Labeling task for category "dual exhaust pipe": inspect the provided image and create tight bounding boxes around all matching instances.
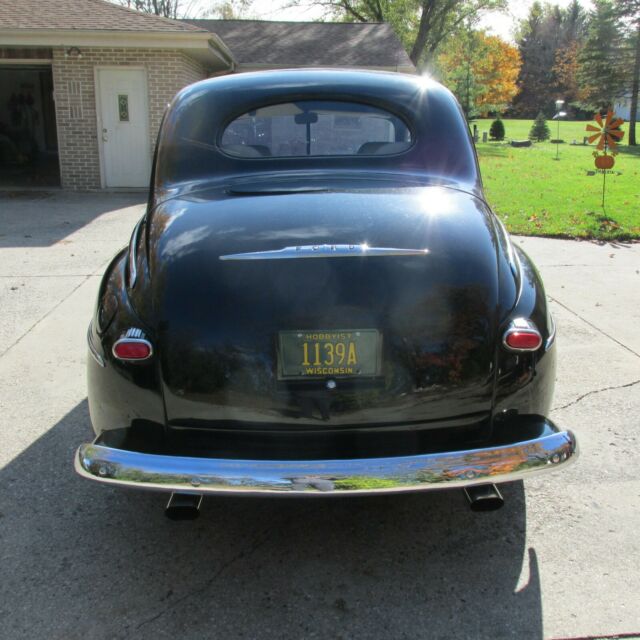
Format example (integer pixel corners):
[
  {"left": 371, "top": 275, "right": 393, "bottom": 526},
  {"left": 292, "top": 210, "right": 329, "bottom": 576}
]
[
  {"left": 464, "top": 483, "right": 504, "bottom": 512},
  {"left": 164, "top": 484, "right": 504, "bottom": 519},
  {"left": 165, "top": 493, "right": 203, "bottom": 520}
]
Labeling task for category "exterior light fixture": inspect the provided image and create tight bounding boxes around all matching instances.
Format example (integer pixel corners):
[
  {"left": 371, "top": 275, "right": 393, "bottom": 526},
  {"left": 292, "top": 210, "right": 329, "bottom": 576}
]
[{"left": 65, "top": 46, "right": 83, "bottom": 59}]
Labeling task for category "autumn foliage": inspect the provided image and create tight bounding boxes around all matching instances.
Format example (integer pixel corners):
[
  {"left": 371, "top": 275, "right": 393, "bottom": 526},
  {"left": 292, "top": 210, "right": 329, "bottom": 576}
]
[
  {"left": 438, "top": 31, "right": 521, "bottom": 117},
  {"left": 474, "top": 34, "right": 522, "bottom": 112},
  {"left": 553, "top": 41, "right": 589, "bottom": 104}
]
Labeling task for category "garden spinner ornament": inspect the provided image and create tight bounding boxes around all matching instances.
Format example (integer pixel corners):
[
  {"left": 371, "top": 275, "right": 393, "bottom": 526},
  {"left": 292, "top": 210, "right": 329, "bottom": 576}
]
[{"left": 586, "top": 110, "right": 624, "bottom": 207}]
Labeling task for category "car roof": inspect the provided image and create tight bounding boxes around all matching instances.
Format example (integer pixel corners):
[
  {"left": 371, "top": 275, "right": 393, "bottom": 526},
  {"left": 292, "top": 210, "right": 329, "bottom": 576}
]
[
  {"left": 178, "top": 68, "right": 449, "bottom": 110},
  {"left": 154, "top": 69, "right": 481, "bottom": 196}
]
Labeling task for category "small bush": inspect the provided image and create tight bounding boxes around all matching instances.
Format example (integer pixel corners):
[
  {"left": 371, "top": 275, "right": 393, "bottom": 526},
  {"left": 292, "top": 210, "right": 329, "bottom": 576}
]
[
  {"left": 529, "top": 112, "right": 550, "bottom": 142},
  {"left": 489, "top": 117, "right": 505, "bottom": 141}
]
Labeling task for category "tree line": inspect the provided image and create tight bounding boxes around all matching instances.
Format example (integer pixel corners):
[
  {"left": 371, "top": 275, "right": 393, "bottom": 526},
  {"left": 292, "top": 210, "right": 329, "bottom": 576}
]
[
  {"left": 511, "top": 0, "right": 638, "bottom": 146},
  {"left": 113, "top": 0, "right": 640, "bottom": 144},
  {"left": 312, "top": 0, "right": 639, "bottom": 144}
]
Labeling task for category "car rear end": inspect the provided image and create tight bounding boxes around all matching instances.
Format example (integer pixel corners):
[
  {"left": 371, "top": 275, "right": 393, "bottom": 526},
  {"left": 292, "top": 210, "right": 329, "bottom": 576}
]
[{"left": 76, "top": 70, "right": 577, "bottom": 510}]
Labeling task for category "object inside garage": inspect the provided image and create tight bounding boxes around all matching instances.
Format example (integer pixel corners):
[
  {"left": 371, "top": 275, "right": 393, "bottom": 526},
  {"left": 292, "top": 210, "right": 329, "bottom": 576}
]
[{"left": 0, "top": 65, "right": 60, "bottom": 188}]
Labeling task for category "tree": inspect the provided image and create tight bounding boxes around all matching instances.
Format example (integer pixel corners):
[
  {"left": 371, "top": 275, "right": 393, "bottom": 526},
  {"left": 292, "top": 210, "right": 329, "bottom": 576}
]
[
  {"left": 437, "top": 24, "right": 484, "bottom": 118},
  {"left": 512, "top": 1, "right": 587, "bottom": 117},
  {"left": 473, "top": 34, "right": 521, "bottom": 114},
  {"left": 552, "top": 41, "right": 586, "bottom": 105},
  {"left": 489, "top": 116, "right": 505, "bottom": 140},
  {"left": 209, "top": 0, "right": 254, "bottom": 18},
  {"left": 529, "top": 112, "right": 551, "bottom": 141},
  {"left": 438, "top": 30, "right": 521, "bottom": 117},
  {"left": 115, "top": 0, "right": 183, "bottom": 18},
  {"left": 296, "top": 0, "right": 506, "bottom": 67},
  {"left": 110, "top": 0, "right": 253, "bottom": 18},
  {"left": 617, "top": 0, "right": 640, "bottom": 144},
  {"left": 577, "top": 0, "right": 627, "bottom": 109}
]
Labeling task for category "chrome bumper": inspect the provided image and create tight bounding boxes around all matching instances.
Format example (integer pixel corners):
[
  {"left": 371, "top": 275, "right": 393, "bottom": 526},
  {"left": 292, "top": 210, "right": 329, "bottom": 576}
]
[{"left": 75, "top": 423, "right": 577, "bottom": 496}]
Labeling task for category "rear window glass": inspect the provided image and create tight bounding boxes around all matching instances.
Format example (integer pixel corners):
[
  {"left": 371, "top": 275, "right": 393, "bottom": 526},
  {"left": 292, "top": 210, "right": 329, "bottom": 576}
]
[{"left": 220, "top": 101, "right": 412, "bottom": 158}]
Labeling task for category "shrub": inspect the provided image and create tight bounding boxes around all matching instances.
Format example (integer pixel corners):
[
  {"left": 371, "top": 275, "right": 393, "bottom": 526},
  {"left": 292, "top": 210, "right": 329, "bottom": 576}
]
[
  {"left": 529, "top": 112, "right": 550, "bottom": 142},
  {"left": 489, "top": 117, "right": 505, "bottom": 141}
]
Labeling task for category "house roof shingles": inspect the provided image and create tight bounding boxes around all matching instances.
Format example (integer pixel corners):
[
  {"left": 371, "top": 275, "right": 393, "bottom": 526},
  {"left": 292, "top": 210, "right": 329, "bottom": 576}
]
[
  {"left": 187, "top": 19, "right": 413, "bottom": 69},
  {"left": 0, "top": 0, "right": 205, "bottom": 32},
  {"left": 0, "top": 3, "right": 413, "bottom": 71}
]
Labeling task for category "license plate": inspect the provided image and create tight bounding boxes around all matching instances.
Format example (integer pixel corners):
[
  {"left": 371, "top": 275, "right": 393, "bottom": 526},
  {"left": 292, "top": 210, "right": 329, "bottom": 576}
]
[{"left": 278, "top": 329, "right": 382, "bottom": 379}]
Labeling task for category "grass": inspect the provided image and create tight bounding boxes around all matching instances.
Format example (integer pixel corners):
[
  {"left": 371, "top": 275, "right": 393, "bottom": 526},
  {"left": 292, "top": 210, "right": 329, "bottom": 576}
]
[{"left": 472, "top": 118, "right": 640, "bottom": 241}]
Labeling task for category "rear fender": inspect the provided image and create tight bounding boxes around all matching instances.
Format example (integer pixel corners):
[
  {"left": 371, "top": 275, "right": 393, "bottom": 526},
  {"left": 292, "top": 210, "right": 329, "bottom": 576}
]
[
  {"left": 87, "top": 250, "right": 165, "bottom": 437},
  {"left": 494, "top": 245, "right": 556, "bottom": 419}
]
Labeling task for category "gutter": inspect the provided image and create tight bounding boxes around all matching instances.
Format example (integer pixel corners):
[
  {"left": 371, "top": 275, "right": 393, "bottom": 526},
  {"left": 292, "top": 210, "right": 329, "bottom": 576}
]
[{"left": 0, "top": 28, "right": 234, "bottom": 72}]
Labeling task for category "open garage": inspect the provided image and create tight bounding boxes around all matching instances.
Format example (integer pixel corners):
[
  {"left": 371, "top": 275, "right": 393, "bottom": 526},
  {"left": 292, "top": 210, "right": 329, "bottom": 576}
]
[{"left": 0, "top": 60, "right": 59, "bottom": 188}]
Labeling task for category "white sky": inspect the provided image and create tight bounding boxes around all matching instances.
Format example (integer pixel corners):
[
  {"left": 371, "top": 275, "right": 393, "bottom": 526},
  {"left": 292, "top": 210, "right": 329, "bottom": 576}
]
[{"left": 185, "top": 0, "right": 594, "bottom": 43}]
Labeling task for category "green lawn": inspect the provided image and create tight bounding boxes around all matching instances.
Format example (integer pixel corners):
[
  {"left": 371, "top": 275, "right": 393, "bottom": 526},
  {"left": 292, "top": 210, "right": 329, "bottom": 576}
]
[{"left": 472, "top": 118, "right": 640, "bottom": 240}]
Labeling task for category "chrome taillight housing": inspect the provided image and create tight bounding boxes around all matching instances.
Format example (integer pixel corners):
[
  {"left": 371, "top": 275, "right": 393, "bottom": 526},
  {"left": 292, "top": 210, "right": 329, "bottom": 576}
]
[{"left": 502, "top": 318, "right": 543, "bottom": 352}]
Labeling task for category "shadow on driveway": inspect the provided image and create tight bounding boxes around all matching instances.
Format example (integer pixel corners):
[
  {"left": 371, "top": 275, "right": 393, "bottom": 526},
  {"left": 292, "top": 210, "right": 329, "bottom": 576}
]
[
  {"left": 0, "top": 401, "right": 542, "bottom": 639},
  {"left": 0, "top": 191, "right": 144, "bottom": 248}
]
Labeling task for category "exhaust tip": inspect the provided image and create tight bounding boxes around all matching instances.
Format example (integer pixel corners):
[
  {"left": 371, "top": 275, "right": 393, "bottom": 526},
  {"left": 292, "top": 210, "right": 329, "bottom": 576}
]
[
  {"left": 165, "top": 493, "right": 203, "bottom": 520},
  {"left": 464, "top": 484, "right": 504, "bottom": 512}
]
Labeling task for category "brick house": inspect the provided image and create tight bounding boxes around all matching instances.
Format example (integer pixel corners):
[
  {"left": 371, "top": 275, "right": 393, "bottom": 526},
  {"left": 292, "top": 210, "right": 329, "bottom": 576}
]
[{"left": 0, "top": 0, "right": 414, "bottom": 190}]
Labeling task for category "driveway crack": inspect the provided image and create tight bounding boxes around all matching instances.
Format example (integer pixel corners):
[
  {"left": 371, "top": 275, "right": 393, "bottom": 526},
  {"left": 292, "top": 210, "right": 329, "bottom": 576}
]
[
  {"left": 128, "top": 526, "right": 273, "bottom": 636},
  {"left": 553, "top": 378, "right": 640, "bottom": 411},
  {"left": 549, "top": 296, "right": 640, "bottom": 360}
]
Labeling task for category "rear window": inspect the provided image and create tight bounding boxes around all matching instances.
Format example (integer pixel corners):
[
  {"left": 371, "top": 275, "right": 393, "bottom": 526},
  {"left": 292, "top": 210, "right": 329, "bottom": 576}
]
[{"left": 220, "top": 100, "right": 412, "bottom": 158}]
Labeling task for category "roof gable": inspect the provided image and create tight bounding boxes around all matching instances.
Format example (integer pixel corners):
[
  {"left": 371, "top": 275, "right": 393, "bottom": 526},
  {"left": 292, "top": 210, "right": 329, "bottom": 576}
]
[{"left": 187, "top": 20, "right": 414, "bottom": 70}]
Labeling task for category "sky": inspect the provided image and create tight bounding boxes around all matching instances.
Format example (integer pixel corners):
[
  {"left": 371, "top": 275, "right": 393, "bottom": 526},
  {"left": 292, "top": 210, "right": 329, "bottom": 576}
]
[{"left": 184, "top": 0, "right": 594, "bottom": 43}]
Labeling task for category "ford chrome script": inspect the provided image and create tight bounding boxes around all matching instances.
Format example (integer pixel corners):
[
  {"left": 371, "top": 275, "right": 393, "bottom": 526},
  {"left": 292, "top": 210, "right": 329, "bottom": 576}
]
[{"left": 219, "top": 244, "right": 429, "bottom": 261}]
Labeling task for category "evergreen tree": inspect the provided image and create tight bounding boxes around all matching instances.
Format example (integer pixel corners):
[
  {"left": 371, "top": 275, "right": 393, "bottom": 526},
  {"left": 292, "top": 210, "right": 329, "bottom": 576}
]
[
  {"left": 512, "top": 2, "right": 587, "bottom": 117},
  {"left": 529, "top": 112, "right": 551, "bottom": 141},
  {"left": 564, "top": 0, "right": 588, "bottom": 41},
  {"left": 489, "top": 117, "right": 506, "bottom": 140},
  {"left": 577, "top": 0, "right": 627, "bottom": 109},
  {"left": 512, "top": 3, "right": 551, "bottom": 116},
  {"left": 616, "top": 0, "right": 640, "bottom": 145}
]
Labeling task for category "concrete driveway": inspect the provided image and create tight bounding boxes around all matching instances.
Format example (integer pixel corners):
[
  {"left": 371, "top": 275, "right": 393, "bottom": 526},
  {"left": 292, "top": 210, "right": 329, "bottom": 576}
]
[{"left": 0, "top": 192, "right": 639, "bottom": 640}]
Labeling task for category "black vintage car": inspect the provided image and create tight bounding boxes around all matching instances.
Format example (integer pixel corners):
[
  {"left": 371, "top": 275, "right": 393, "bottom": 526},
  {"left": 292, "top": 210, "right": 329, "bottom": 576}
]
[{"left": 76, "top": 69, "right": 577, "bottom": 519}]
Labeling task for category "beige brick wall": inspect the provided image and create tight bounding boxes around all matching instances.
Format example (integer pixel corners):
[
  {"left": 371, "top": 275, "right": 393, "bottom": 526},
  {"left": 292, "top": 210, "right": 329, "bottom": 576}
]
[{"left": 51, "top": 47, "right": 206, "bottom": 190}]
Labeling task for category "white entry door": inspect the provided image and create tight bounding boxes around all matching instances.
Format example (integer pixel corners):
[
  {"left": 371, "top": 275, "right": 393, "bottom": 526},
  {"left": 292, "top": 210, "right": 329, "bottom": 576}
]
[{"left": 97, "top": 68, "right": 151, "bottom": 187}]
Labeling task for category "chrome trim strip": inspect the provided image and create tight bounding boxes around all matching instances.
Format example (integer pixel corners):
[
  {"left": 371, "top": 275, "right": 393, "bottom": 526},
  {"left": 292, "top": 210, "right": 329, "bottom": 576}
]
[
  {"left": 75, "top": 427, "right": 577, "bottom": 496},
  {"left": 219, "top": 244, "right": 429, "bottom": 261},
  {"left": 545, "top": 314, "right": 557, "bottom": 351},
  {"left": 87, "top": 323, "right": 105, "bottom": 368},
  {"left": 128, "top": 218, "right": 143, "bottom": 289},
  {"left": 511, "top": 249, "right": 525, "bottom": 311},
  {"left": 123, "top": 327, "right": 145, "bottom": 340},
  {"left": 495, "top": 216, "right": 518, "bottom": 278}
]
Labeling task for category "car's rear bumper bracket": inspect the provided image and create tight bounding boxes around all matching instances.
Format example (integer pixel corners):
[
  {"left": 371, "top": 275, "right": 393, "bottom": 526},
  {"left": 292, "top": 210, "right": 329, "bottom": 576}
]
[{"left": 75, "top": 419, "right": 577, "bottom": 496}]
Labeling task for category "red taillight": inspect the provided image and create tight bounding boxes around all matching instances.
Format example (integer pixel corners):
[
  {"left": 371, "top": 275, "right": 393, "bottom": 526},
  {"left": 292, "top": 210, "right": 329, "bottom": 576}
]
[
  {"left": 112, "top": 339, "right": 152, "bottom": 361},
  {"left": 504, "top": 331, "right": 542, "bottom": 351},
  {"left": 503, "top": 319, "right": 543, "bottom": 352}
]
